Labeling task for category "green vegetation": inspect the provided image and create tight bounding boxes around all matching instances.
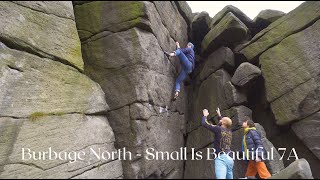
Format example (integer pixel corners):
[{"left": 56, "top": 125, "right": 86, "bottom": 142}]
[
  {"left": 115, "top": 1, "right": 144, "bottom": 22},
  {"left": 29, "top": 112, "right": 65, "bottom": 122}
]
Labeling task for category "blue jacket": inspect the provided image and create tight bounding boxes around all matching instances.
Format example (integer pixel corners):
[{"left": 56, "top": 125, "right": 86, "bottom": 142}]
[{"left": 242, "top": 129, "right": 265, "bottom": 160}]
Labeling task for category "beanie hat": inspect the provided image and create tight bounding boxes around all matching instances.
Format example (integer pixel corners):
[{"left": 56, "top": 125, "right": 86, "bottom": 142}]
[{"left": 187, "top": 42, "right": 194, "bottom": 49}]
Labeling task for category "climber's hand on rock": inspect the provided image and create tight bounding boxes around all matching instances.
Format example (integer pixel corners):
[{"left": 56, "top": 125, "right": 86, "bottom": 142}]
[
  {"left": 203, "top": 109, "right": 209, "bottom": 117},
  {"left": 176, "top": 41, "right": 180, "bottom": 48}
]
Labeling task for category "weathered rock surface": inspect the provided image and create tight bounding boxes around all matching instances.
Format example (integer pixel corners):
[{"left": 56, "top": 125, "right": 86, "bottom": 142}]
[
  {"left": 202, "top": 12, "right": 249, "bottom": 56},
  {"left": 185, "top": 56, "right": 252, "bottom": 178},
  {"left": 184, "top": 145, "right": 215, "bottom": 179},
  {"left": 237, "top": 4, "right": 320, "bottom": 176},
  {"left": 107, "top": 105, "right": 185, "bottom": 178},
  {"left": 254, "top": 10, "right": 285, "bottom": 24},
  {"left": 0, "top": 115, "right": 122, "bottom": 179},
  {"left": 260, "top": 19, "right": 320, "bottom": 125},
  {"left": 74, "top": 1, "right": 149, "bottom": 40},
  {"left": 0, "top": 1, "right": 120, "bottom": 179},
  {"left": 11, "top": 1, "right": 75, "bottom": 20},
  {"left": 187, "top": 69, "right": 247, "bottom": 132},
  {"left": 271, "top": 129, "right": 320, "bottom": 179},
  {"left": 153, "top": 1, "right": 189, "bottom": 46},
  {"left": 1, "top": 0, "right": 320, "bottom": 179},
  {"left": 269, "top": 159, "right": 313, "bottom": 179},
  {"left": 231, "top": 62, "right": 262, "bottom": 88},
  {"left": 74, "top": 1, "right": 177, "bottom": 53},
  {"left": 239, "top": 1, "right": 320, "bottom": 61},
  {"left": 252, "top": 9, "right": 285, "bottom": 35},
  {"left": 292, "top": 112, "right": 320, "bottom": 160},
  {"left": 199, "top": 47, "right": 235, "bottom": 82},
  {"left": 224, "top": 82, "right": 248, "bottom": 108},
  {"left": 0, "top": 1, "right": 83, "bottom": 71},
  {"left": 75, "top": 1, "right": 190, "bottom": 179},
  {"left": 174, "top": 1, "right": 194, "bottom": 25},
  {"left": 0, "top": 42, "right": 107, "bottom": 117},
  {"left": 83, "top": 33, "right": 185, "bottom": 178},
  {"left": 186, "top": 126, "right": 215, "bottom": 153},
  {"left": 190, "top": 11, "right": 211, "bottom": 54},
  {"left": 210, "top": 5, "right": 253, "bottom": 29},
  {"left": 198, "top": 70, "right": 240, "bottom": 111},
  {"left": 82, "top": 27, "right": 177, "bottom": 110}
]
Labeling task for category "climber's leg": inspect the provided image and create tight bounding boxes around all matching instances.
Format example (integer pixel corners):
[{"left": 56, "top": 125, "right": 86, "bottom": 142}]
[
  {"left": 175, "top": 68, "right": 187, "bottom": 93},
  {"left": 225, "top": 154, "right": 234, "bottom": 179},
  {"left": 245, "top": 160, "right": 258, "bottom": 177},
  {"left": 173, "top": 49, "right": 193, "bottom": 100},
  {"left": 175, "top": 49, "right": 193, "bottom": 73},
  {"left": 215, "top": 157, "right": 228, "bottom": 179},
  {"left": 256, "top": 162, "right": 271, "bottom": 179}
]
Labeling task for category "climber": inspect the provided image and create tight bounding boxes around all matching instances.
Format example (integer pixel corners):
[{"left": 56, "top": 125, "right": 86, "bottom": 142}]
[
  {"left": 201, "top": 108, "right": 234, "bottom": 179},
  {"left": 241, "top": 116, "right": 271, "bottom": 179},
  {"left": 164, "top": 41, "right": 195, "bottom": 100}
]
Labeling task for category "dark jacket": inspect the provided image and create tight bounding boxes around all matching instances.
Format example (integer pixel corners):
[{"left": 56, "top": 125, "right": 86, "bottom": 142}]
[
  {"left": 201, "top": 116, "right": 232, "bottom": 154},
  {"left": 243, "top": 129, "right": 265, "bottom": 160}
]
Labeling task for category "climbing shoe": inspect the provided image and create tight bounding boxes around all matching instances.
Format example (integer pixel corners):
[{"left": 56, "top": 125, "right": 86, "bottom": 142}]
[{"left": 173, "top": 91, "right": 179, "bottom": 101}]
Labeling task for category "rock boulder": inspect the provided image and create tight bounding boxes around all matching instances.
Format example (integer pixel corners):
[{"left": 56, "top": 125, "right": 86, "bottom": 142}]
[
  {"left": 260, "top": 19, "right": 320, "bottom": 125},
  {"left": 231, "top": 62, "right": 262, "bottom": 88},
  {"left": 0, "top": 1, "right": 83, "bottom": 70},
  {"left": 252, "top": 9, "right": 285, "bottom": 35},
  {"left": 292, "top": 112, "right": 320, "bottom": 160},
  {"left": 190, "top": 11, "right": 212, "bottom": 54},
  {"left": 239, "top": 1, "right": 320, "bottom": 61},
  {"left": 210, "top": 5, "right": 253, "bottom": 30},
  {"left": 269, "top": 159, "right": 313, "bottom": 179},
  {"left": 202, "top": 12, "right": 249, "bottom": 56}
]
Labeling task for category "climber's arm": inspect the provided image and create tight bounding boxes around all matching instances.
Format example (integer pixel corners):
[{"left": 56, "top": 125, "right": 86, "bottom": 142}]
[
  {"left": 167, "top": 42, "right": 182, "bottom": 56},
  {"left": 207, "top": 115, "right": 222, "bottom": 126},
  {"left": 201, "top": 109, "right": 220, "bottom": 132},
  {"left": 201, "top": 116, "right": 218, "bottom": 131},
  {"left": 176, "top": 41, "right": 180, "bottom": 49},
  {"left": 169, "top": 52, "right": 175, "bottom": 56},
  {"left": 166, "top": 42, "right": 188, "bottom": 57}
]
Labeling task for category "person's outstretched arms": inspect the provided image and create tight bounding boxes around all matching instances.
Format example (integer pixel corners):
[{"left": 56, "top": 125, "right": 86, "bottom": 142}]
[
  {"left": 216, "top": 107, "right": 222, "bottom": 122},
  {"left": 201, "top": 109, "right": 220, "bottom": 132},
  {"left": 207, "top": 108, "right": 223, "bottom": 125}
]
